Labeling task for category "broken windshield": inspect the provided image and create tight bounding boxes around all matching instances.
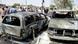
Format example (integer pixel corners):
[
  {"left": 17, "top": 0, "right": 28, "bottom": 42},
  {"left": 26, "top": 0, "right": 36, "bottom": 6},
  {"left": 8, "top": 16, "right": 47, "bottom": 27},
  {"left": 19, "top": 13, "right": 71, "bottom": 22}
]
[{"left": 52, "top": 11, "right": 75, "bottom": 18}]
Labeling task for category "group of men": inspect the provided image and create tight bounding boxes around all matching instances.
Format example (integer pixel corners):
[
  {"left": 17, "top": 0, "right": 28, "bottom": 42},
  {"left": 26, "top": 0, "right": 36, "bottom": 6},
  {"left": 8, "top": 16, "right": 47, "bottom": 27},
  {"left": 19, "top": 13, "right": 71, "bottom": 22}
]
[{"left": 0, "top": 6, "right": 26, "bottom": 19}]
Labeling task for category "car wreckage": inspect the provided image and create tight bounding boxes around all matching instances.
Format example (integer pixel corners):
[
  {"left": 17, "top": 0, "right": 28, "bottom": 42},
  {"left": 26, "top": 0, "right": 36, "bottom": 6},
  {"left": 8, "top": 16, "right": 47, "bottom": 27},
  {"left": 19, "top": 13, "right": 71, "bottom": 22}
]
[
  {"left": 47, "top": 10, "right": 78, "bottom": 41},
  {"left": 1, "top": 12, "right": 50, "bottom": 40}
]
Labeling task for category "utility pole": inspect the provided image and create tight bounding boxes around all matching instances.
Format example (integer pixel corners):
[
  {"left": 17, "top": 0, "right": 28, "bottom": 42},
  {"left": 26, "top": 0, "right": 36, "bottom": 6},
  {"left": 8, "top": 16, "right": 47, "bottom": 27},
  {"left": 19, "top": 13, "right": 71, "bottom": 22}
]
[
  {"left": 41, "top": 0, "right": 45, "bottom": 13},
  {"left": 26, "top": 0, "right": 27, "bottom": 6},
  {"left": 26, "top": 0, "right": 27, "bottom": 11}
]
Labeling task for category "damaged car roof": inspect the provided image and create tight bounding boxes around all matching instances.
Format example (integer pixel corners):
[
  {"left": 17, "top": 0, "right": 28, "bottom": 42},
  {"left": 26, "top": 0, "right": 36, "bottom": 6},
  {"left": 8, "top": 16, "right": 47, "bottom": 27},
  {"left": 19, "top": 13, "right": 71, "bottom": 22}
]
[{"left": 5, "top": 12, "right": 37, "bottom": 17}]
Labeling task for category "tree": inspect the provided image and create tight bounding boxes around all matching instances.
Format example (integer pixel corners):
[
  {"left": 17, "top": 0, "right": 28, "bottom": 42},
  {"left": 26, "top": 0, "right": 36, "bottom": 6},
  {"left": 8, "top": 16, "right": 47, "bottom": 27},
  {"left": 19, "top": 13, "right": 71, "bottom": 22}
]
[
  {"left": 50, "top": 4, "right": 56, "bottom": 10},
  {"left": 54, "top": 0, "right": 73, "bottom": 9},
  {"left": 12, "top": 3, "right": 20, "bottom": 8},
  {"left": 27, "top": 4, "right": 33, "bottom": 8}
]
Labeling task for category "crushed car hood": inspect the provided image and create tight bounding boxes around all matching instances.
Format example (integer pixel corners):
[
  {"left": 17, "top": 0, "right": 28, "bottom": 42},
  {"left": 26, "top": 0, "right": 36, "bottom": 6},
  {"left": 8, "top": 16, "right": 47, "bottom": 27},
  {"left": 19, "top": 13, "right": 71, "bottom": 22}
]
[{"left": 49, "top": 19, "right": 78, "bottom": 30}]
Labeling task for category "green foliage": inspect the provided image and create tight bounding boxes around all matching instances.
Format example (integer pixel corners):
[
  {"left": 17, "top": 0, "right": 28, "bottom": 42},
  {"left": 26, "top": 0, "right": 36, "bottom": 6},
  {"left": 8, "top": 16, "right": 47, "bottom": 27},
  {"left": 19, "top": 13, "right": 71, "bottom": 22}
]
[
  {"left": 50, "top": 5, "right": 55, "bottom": 10},
  {"left": 27, "top": 4, "right": 33, "bottom": 8},
  {"left": 54, "top": 0, "right": 73, "bottom": 9},
  {"left": 12, "top": 3, "right": 20, "bottom": 8}
]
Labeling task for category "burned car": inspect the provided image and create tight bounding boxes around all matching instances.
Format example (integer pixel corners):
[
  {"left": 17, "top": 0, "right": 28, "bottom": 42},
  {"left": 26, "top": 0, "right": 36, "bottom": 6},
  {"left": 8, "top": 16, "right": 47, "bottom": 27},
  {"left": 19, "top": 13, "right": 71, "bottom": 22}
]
[
  {"left": 47, "top": 10, "right": 78, "bottom": 41},
  {"left": 1, "top": 12, "right": 49, "bottom": 40}
]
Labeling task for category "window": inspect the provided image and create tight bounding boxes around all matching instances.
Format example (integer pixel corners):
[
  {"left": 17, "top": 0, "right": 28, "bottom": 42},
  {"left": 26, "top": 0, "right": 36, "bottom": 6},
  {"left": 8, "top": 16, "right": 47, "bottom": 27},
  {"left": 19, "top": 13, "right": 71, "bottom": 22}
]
[
  {"left": 52, "top": 11, "right": 74, "bottom": 18},
  {"left": 2, "top": 16, "right": 20, "bottom": 26},
  {"left": 25, "top": 15, "right": 35, "bottom": 26},
  {"left": 25, "top": 14, "right": 46, "bottom": 26}
]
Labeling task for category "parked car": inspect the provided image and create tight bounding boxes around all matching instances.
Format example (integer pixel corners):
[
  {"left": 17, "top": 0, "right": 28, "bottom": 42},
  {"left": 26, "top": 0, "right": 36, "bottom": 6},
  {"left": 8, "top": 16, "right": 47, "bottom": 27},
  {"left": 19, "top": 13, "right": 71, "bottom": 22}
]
[
  {"left": 1, "top": 12, "right": 49, "bottom": 40},
  {"left": 47, "top": 10, "right": 78, "bottom": 41}
]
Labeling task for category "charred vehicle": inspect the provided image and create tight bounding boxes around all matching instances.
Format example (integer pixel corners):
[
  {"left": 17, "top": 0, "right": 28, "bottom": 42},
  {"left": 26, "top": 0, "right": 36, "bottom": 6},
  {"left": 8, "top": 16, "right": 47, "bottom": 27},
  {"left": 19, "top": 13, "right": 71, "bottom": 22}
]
[
  {"left": 47, "top": 10, "right": 78, "bottom": 41},
  {"left": 1, "top": 12, "right": 49, "bottom": 40}
]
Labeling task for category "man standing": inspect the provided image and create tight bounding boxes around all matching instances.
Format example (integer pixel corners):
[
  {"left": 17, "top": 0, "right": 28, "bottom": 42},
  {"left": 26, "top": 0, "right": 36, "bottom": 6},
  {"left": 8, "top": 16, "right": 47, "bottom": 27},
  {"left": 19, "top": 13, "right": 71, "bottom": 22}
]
[{"left": 44, "top": 8, "right": 49, "bottom": 15}]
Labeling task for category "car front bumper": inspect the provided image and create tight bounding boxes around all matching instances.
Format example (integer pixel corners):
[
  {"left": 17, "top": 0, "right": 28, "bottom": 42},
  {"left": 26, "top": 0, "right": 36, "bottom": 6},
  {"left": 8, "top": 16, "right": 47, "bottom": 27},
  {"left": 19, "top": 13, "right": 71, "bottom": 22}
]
[{"left": 48, "top": 35, "right": 78, "bottom": 41}]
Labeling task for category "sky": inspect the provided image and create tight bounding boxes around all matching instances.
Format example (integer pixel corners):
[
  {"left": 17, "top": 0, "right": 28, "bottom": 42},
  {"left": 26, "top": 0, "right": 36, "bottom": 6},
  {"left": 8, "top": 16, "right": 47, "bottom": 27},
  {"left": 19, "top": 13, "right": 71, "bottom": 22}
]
[
  {"left": 74, "top": 0, "right": 78, "bottom": 6},
  {"left": 0, "top": 0, "right": 78, "bottom": 7}
]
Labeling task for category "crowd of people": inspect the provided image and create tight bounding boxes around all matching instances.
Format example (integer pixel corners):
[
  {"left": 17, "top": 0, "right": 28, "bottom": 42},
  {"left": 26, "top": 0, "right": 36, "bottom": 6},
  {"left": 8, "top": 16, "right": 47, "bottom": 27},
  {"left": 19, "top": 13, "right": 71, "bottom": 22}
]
[
  {"left": 0, "top": 6, "right": 49, "bottom": 20},
  {"left": 0, "top": 6, "right": 27, "bottom": 19}
]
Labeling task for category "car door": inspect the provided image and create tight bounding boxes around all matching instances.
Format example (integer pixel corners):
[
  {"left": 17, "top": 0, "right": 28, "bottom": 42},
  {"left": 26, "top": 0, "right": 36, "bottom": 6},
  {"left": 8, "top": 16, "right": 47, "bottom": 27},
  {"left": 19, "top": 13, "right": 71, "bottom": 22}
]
[
  {"left": 2, "top": 16, "right": 22, "bottom": 37},
  {"left": 24, "top": 15, "right": 36, "bottom": 35},
  {"left": 25, "top": 14, "right": 46, "bottom": 32},
  {"left": 35, "top": 14, "right": 47, "bottom": 29}
]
